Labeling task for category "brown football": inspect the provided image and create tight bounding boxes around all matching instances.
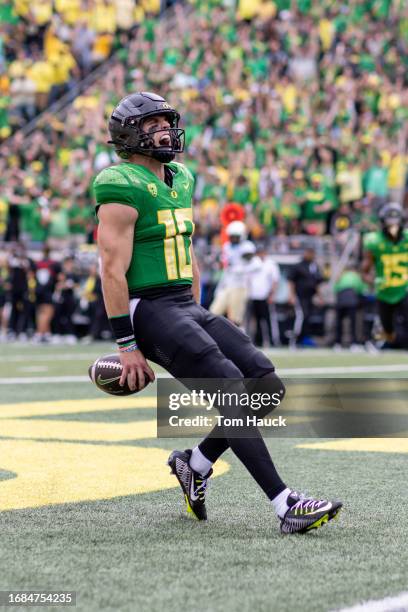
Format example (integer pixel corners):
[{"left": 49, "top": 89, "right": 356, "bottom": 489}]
[{"left": 89, "top": 353, "right": 137, "bottom": 396}]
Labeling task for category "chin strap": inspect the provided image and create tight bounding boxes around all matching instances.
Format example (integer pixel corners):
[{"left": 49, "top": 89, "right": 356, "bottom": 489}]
[{"left": 150, "top": 150, "right": 175, "bottom": 163}]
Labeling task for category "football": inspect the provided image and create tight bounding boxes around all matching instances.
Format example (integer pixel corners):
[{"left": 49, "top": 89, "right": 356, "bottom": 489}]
[{"left": 89, "top": 353, "right": 139, "bottom": 396}]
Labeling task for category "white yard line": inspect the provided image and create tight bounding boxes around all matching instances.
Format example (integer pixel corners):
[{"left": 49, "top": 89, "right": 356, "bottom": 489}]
[
  {"left": 2, "top": 364, "right": 408, "bottom": 384},
  {"left": 0, "top": 376, "right": 90, "bottom": 384},
  {"left": 0, "top": 353, "right": 105, "bottom": 362},
  {"left": 17, "top": 366, "right": 49, "bottom": 373},
  {"left": 334, "top": 591, "right": 408, "bottom": 612}
]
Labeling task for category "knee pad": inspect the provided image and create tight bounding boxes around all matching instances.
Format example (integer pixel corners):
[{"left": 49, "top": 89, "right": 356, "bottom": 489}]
[
  {"left": 246, "top": 372, "right": 286, "bottom": 418},
  {"left": 194, "top": 348, "right": 243, "bottom": 379}
]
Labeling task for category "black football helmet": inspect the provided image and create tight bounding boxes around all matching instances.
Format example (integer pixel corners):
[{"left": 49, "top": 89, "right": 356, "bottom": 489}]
[
  {"left": 379, "top": 202, "right": 405, "bottom": 240},
  {"left": 108, "top": 92, "right": 185, "bottom": 163}
]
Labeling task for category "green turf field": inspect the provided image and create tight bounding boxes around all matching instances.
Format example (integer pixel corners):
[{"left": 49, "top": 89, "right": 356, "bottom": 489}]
[{"left": 1, "top": 343, "right": 408, "bottom": 611}]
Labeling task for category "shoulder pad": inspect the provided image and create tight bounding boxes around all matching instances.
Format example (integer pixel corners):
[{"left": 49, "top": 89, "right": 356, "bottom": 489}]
[
  {"left": 94, "top": 166, "right": 129, "bottom": 186},
  {"left": 170, "top": 162, "right": 194, "bottom": 183},
  {"left": 363, "top": 231, "right": 380, "bottom": 251}
]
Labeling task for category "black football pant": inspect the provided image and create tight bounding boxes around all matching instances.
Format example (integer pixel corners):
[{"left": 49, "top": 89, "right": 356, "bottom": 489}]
[
  {"left": 248, "top": 299, "right": 273, "bottom": 346},
  {"left": 9, "top": 294, "right": 31, "bottom": 335},
  {"left": 378, "top": 296, "right": 408, "bottom": 346},
  {"left": 298, "top": 296, "right": 313, "bottom": 341},
  {"left": 132, "top": 288, "right": 287, "bottom": 500},
  {"left": 53, "top": 296, "right": 77, "bottom": 335},
  {"left": 335, "top": 306, "right": 357, "bottom": 344}
]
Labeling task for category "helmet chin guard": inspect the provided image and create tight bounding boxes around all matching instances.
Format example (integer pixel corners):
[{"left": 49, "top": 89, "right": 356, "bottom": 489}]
[{"left": 108, "top": 92, "right": 185, "bottom": 161}]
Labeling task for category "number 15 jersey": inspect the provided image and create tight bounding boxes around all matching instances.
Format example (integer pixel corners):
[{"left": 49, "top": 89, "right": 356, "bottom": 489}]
[
  {"left": 363, "top": 229, "right": 408, "bottom": 304},
  {"left": 93, "top": 161, "right": 195, "bottom": 294}
]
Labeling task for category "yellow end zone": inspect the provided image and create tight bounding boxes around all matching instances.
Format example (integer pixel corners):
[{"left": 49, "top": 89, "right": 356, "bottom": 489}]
[
  {"left": 0, "top": 397, "right": 155, "bottom": 419},
  {"left": 0, "top": 397, "right": 229, "bottom": 511},
  {"left": 0, "top": 440, "right": 229, "bottom": 511},
  {"left": 0, "top": 418, "right": 157, "bottom": 441}
]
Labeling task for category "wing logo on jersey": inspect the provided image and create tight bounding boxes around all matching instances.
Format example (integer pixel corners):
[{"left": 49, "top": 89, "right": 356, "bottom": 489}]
[
  {"left": 171, "top": 190, "right": 178, "bottom": 199},
  {"left": 147, "top": 183, "right": 158, "bottom": 197}
]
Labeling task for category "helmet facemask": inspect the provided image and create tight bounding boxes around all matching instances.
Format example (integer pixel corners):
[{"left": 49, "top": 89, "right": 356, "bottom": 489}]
[
  {"left": 379, "top": 203, "right": 404, "bottom": 241},
  {"left": 109, "top": 110, "right": 185, "bottom": 162}
]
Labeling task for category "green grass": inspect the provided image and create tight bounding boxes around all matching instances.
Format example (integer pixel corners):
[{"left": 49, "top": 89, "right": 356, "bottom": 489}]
[{"left": 1, "top": 343, "right": 408, "bottom": 611}]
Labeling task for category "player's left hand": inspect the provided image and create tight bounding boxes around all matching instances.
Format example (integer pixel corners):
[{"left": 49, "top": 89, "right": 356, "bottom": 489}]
[{"left": 119, "top": 349, "right": 155, "bottom": 391}]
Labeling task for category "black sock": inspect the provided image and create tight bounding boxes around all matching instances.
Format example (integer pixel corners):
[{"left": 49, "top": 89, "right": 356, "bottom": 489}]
[{"left": 198, "top": 375, "right": 287, "bottom": 500}]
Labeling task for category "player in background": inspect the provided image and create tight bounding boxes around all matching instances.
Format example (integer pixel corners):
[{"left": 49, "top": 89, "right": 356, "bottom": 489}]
[
  {"left": 362, "top": 202, "right": 408, "bottom": 348},
  {"left": 246, "top": 246, "right": 281, "bottom": 347},
  {"left": 209, "top": 221, "right": 255, "bottom": 326},
  {"left": 94, "top": 91, "right": 342, "bottom": 534}
]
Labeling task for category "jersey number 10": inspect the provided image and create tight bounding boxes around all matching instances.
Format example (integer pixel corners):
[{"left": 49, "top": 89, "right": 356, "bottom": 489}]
[{"left": 157, "top": 209, "right": 194, "bottom": 280}]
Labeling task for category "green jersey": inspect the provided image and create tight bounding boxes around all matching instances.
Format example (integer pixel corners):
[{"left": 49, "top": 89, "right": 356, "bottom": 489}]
[
  {"left": 93, "top": 161, "right": 195, "bottom": 293},
  {"left": 363, "top": 229, "right": 408, "bottom": 304}
]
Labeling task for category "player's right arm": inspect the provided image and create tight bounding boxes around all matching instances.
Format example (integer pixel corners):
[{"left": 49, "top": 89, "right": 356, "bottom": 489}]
[{"left": 97, "top": 203, "right": 155, "bottom": 391}]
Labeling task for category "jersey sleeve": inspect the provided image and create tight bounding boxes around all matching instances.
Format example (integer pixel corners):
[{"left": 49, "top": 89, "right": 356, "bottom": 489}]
[
  {"left": 93, "top": 167, "right": 142, "bottom": 214},
  {"left": 363, "top": 231, "right": 379, "bottom": 255}
]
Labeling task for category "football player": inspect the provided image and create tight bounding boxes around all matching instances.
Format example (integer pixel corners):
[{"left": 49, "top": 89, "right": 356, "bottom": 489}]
[
  {"left": 94, "top": 91, "right": 342, "bottom": 534},
  {"left": 209, "top": 221, "right": 255, "bottom": 326},
  {"left": 362, "top": 202, "right": 408, "bottom": 347}
]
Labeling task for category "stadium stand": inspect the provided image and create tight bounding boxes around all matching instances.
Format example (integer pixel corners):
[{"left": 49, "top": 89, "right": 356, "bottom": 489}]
[
  {"left": 0, "top": 0, "right": 160, "bottom": 137},
  {"left": 0, "top": 0, "right": 406, "bottom": 345}
]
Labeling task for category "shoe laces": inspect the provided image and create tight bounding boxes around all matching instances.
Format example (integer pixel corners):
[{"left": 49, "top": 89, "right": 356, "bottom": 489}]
[
  {"left": 193, "top": 473, "right": 210, "bottom": 501},
  {"left": 290, "top": 491, "right": 328, "bottom": 515}
]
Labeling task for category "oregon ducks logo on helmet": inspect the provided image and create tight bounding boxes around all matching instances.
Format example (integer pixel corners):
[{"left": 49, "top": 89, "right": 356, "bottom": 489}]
[
  {"left": 162, "top": 102, "right": 171, "bottom": 109},
  {"left": 148, "top": 183, "right": 158, "bottom": 197}
]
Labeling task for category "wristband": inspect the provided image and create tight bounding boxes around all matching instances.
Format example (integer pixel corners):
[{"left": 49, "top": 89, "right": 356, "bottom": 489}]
[
  {"left": 109, "top": 314, "right": 137, "bottom": 350},
  {"left": 118, "top": 342, "right": 138, "bottom": 353}
]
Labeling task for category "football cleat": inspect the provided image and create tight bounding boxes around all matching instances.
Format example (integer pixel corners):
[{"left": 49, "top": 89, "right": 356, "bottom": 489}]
[
  {"left": 280, "top": 491, "right": 342, "bottom": 534},
  {"left": 167, "top": 449, "right": 212, "bottom": 521}
]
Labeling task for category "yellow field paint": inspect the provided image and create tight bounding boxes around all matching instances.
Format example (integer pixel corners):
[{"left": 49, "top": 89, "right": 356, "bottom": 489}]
[
  {"left": 0, "top": 397, "right": 156, "bottom": 419},
  {"left": 0, "top": 418, "right": 157, "bottom": 441},
  {"left": 297, "top": 438, "right": 408, "bottom": 453},
  {"left": 0, "top": 439, "right": 230, "bottom": 511},
  {"left": 0, "top": 396, "right": 231, "bottom": 511}
]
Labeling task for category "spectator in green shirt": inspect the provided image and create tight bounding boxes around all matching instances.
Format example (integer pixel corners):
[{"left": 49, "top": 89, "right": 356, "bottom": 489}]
[
  {"left": 302, "top": 174, "right": 335, "bottom": 235},
  {"left": 364, "top": 155, "right": 389, "bottom": 208}
]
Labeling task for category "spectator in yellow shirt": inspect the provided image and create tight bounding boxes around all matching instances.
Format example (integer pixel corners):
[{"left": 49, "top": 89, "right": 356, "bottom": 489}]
[
  {"left": 27, "top": 58, "right": 55, "bottom": 109},
  {"left": 336, "top": 160, "right": 363, "bottom": 205},
  {"left": 91, "top": 0, "right": 117, "bottom": 34}
]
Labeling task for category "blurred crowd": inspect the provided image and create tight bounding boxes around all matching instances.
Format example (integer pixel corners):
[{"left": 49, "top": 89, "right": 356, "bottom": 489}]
[
  {"left": 0, "top": 243, "right": 109, "bottom": 342},
  {"left": 0, "top": 0, "right": 160, "bottom": 138},
  {"left": 0, "top": 0, "right": 407, "bottom": 347},
  {"left": 0, "top": 0, "right": 407, "bottom": 249},
  {"left": 0, "top": 231, "right": 376, "bottom": 349}
]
